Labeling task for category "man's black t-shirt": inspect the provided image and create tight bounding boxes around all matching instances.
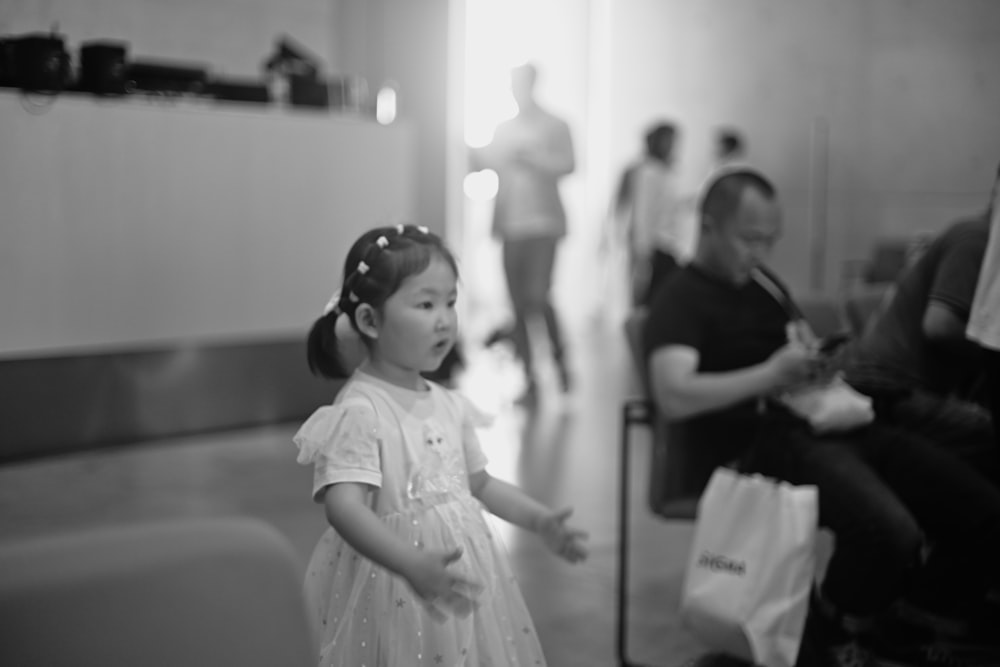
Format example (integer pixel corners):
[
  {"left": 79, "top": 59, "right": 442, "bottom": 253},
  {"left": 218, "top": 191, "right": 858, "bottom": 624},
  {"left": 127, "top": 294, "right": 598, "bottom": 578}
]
[{"left": 643, "top": 264, "right": 793, "bottom": 461}]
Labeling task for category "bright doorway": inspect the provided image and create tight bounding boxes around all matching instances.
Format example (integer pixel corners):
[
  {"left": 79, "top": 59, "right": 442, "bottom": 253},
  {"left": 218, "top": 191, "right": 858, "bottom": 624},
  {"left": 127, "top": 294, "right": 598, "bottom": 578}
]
[{"left": 450, "top": 0, "right": 620, "bottom": 349}]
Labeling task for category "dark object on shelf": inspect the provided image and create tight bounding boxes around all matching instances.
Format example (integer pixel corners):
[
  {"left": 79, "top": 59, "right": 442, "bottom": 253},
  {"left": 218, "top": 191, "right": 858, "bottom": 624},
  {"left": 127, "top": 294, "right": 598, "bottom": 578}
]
[
  {"left": 79, "top": 41, "right": 128, "bottom": 95},
  {"left": 125, "top": 59, "right": 209, "bottom": 95},
  {"left": 262, "top": 35, "right": 320, "bottom": 80},
  {"left": 207, "top": 77, "right": 271, "bottom": 105},
  {"left": 261, "top": 35, "right": 332, "bottom": 109},
  {"left": 288, "top": 74, "right": 328, "bottom": 109},
  {"left": 0, "top": 31, "right": 71, "bottom": 91}
]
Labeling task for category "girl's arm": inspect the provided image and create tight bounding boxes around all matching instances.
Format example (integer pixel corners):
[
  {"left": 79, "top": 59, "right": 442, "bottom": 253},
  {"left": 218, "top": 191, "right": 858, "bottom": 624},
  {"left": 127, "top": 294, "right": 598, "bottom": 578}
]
[
  {"left": 322, "top": 482, "right": 482, "bottom": 605},
  {"left": 469, "top": 470, "right": 588, "bottom": 562}
]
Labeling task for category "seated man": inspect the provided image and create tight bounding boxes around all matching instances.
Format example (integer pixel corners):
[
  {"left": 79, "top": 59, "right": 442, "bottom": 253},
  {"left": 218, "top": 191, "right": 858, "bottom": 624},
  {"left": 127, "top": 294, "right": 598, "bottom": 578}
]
[
  {"left": 644, "top": 168, "right": 1000, "bottom": 667},
  {"left": 841, "top": 163, "right": 1000, "bottom": 480}
]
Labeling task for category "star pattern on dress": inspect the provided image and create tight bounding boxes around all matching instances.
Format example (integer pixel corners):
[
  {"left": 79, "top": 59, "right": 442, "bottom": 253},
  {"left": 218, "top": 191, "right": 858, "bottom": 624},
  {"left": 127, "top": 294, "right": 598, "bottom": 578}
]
[
  {"left": 396, "top": 598, "right": 405, "bottom": 608},
  {"left": 434, "top": 655, "right": 443, "bottom": 664}
]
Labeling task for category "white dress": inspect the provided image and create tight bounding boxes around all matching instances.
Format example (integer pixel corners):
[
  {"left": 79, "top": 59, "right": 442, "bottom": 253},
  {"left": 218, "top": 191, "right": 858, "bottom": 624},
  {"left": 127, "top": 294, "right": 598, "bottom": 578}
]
[{"left": 294, "top": 371, "right": 546, "bottom": 667}]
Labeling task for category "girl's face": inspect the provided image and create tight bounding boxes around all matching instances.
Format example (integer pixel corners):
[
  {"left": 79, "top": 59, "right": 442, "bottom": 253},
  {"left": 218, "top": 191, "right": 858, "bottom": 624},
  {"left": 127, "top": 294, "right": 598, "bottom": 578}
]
[{"left": 367, "top": 256, "right": 458, "bottom": 387}]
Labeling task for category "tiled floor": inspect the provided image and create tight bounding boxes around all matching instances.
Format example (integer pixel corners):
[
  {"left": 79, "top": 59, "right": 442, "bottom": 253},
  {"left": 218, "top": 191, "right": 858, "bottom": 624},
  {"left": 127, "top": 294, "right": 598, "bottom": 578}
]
[{"left": 0, "top": 311, "right": 709, "bottom": 667}]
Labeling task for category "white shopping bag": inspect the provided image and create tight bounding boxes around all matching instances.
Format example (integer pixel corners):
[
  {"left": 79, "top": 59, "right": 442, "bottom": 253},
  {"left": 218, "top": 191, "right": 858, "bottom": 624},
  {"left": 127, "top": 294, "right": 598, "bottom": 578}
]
[{"left": 680, "top": 467, "right": 818, "bottom": 667}]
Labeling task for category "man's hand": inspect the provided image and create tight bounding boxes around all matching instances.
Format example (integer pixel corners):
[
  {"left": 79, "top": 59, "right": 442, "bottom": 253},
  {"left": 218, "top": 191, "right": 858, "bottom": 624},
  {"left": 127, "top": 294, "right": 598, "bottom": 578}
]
[{"left": 767, "top": 341, "right": 823, "bottom": 389}]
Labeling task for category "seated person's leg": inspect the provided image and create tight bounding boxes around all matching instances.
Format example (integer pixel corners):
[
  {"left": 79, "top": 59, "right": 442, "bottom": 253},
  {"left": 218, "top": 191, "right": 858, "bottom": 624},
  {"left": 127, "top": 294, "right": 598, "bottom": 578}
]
[
  {"left": 867, "top": 387, "right": 999, "bottom": 485},
  {"left": 743, "top": 420, "right": 924, "bottom": 660},
  {"left": 859, "top": 422, "right": 1000, "bottom": 628}
]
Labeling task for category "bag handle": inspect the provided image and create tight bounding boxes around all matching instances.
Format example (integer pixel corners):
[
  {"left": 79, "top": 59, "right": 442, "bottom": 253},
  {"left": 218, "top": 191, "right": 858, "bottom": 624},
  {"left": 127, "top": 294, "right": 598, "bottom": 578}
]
[{"left": 751, "top": 266, "right": 805, "bottom": 322}]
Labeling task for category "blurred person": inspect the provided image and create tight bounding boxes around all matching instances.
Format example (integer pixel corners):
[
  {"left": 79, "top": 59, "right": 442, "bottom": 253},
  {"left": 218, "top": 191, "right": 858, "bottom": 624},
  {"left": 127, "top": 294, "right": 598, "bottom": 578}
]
[
  {"left": 841, "top": 163, "right": 1000, "bottom": 481},
  {"left": 674, "top": 126, "right": 749, "bottom": 273},
  {"left": 644, "top": 168, "right": 1000, "bottom": 667},
  {"left": 612, "top": 121, "right": 688, "bottom": 306},
  {"left": 471, "top": 62, "right": 576, "bottom": 402},
  {"left": 967, "top": 161, "right": 1000, "bottom": 449},
  {"left": 713, "top": 127, "right": 746, "bottom": 171},
  {"left": 296, "top": 224, "right": 588, "bottom": 667}
]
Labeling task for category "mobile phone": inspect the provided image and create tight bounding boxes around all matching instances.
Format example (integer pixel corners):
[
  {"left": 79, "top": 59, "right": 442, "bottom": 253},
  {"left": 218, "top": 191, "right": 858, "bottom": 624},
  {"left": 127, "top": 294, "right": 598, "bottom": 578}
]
[{"left": 818, "top": 332, "right": 851, "bottom": 355}]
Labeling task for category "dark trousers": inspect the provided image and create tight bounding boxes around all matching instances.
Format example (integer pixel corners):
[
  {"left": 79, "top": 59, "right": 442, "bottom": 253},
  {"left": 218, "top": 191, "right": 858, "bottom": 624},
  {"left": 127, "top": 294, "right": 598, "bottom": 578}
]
[
  {"left": 501, "top": 236, "right": 565, "bottom": 381},
  {"left": 849, "top": 379, "right": 999, "bottom": 485},
  {"left": 742, "top": 413, "right": 1000, "bottom": 618},
  {"left": 986, "top": 348, "right": 1000, "bottom": 451}
]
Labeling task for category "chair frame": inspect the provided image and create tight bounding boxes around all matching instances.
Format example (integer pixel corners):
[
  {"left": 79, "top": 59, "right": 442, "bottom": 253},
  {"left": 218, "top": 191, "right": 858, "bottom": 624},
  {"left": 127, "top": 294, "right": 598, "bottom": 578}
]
[{"left": 616, "top": 397, "right": 655, "bottom": 667}]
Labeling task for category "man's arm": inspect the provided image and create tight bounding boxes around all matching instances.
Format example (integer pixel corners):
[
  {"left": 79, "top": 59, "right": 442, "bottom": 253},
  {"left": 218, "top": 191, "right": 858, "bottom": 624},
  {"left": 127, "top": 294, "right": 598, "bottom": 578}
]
[
  {"left": 924, "top": 300, "right": 985, "bottom": 362},
  {"left": 516, "top": 120, "right": 575, "bottom": 177},
  {"left": 648, "top": 342, "right": 818, "bottom": 421}
]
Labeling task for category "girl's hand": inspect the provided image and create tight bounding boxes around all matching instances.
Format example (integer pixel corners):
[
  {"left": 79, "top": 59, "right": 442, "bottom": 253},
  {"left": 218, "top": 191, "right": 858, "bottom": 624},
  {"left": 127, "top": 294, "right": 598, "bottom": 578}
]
[
  {"left": 405, "top": 547, "right": 483, "bottom": 621},
  {"left": 536, "top": 508, "right": 589, "bottom": 563}
]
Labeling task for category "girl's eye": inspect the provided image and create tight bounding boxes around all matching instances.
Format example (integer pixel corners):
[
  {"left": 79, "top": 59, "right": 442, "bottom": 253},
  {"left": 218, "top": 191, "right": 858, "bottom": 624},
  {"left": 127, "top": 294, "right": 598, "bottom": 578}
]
[
  {"left": 418, "top": 301, "right": 434, "bottom": 310},
  {"left": 447, "top": 298, "right": 457, "bottom": 308}
]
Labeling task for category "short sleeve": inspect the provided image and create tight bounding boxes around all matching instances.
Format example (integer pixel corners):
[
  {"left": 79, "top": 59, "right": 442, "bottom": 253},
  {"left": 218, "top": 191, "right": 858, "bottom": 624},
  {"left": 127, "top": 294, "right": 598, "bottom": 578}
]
[
  {"left": 645, "top": 277, "right": 705, "bottom": 358},
  {"left": 456, "top": 393, "right": 492, "bottom": 474},
  {"left": 293, "top": 402, "right": 381, "bottom": 501},
  {"left": 929, "top": 224, "right": 989, "bottom": 320}
]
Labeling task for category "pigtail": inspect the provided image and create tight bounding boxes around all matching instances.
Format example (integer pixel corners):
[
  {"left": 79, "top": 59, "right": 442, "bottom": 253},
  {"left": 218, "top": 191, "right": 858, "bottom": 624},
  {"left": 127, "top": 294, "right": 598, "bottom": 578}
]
[{"left": 306, "top": 309, "right": 351, "bottom": 379}]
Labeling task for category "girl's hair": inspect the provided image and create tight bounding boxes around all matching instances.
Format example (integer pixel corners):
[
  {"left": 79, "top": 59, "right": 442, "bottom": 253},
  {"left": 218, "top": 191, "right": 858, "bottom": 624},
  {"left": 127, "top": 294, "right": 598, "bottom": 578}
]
[{"left": 306, "top": 224, "right": 459, "bottom": 379}]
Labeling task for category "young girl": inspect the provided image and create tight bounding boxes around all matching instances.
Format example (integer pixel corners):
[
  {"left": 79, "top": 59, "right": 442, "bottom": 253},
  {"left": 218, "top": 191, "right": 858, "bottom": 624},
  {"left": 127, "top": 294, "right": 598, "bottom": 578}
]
[{"left": 295, "top": 224, "right": 589, "bottom": 667}]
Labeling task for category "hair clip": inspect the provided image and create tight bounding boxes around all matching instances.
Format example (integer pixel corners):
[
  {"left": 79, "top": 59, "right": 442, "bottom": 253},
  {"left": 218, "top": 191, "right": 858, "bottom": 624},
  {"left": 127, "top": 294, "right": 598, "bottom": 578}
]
[
  {"left": 348, "top": 291, "right": 359, "bottom": 303},
  {"left": 375, "top": 236, "right": 389, "bottom": 249},
  {"left": 357, "top": 261, "right": 369, "bottom": 275},
  {"left": 416, "top": 225, "right": 429, "bottom": 234},
  {"left": 396, "top": 223, "right": 405, "bottom": 234},
  {"left": 322, "top": 289, "right": 342, "bottom": 316}
]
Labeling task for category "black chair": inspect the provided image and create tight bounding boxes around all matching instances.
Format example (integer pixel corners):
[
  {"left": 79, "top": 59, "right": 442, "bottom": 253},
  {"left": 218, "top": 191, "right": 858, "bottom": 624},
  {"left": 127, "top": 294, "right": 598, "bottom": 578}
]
[{"left": 617, "top": 309, "right": 719, "bottom": 667}]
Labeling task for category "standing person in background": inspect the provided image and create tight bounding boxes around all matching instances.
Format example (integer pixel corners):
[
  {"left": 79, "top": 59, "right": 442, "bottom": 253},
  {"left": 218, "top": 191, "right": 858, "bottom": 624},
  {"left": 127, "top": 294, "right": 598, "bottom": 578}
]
[
  {"left": 612, "top": 121, "right": 687, "bottom": 306},
  {"left": 713, "top": 128, "right": 746, "bottom": 172},
  {"left": 967, "top": 161, "right": 1000, "bottom": 449},
  {"left": 297, "top": 224, "right": 589, "bottom": 667},
  {"left": 471, "top": 62, "right": 576, "bottom": 403}
]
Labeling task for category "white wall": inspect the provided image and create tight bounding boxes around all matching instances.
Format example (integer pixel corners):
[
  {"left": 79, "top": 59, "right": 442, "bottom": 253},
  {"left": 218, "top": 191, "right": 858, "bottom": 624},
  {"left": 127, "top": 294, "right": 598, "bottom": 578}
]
[
  {"left": 605, "top": 0, "right": 1000, "bottom": 293},
  {"left": 0, "top": 94, "right": 414, "bottom": 357},
  {"left": 0, "top": 0, "right": 457, "bottom": 358}
]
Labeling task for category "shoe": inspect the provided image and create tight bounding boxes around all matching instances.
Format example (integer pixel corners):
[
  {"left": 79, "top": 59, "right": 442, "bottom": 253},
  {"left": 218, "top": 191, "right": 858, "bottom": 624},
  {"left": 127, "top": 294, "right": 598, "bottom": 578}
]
[
  {"left": 825, "top": 641, "right": 878, "bottom": 667},
  {"left": 864, "top": 604, "right": 1000, "bottom": 667},
  {"left": 798, "top": 591, "right": 879, "bottom": 667},
  {"left": 797, "top": 635, "right": 879, "bottom": 667}
]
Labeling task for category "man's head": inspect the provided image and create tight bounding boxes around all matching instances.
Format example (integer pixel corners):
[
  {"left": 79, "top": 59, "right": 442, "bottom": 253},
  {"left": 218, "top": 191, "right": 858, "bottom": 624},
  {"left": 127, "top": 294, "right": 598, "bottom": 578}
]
[
  {"left": 716, "top": 129, "right": 744, "bottom": 163},
  {"left": 645, "top": 122, "right": 677, "bottom": 163},
  {"left": 510, "top": 62, "right": 538, "bottom": 111},
  {"left": 697, "top": 169, "right": 781, "bottom": 285}
]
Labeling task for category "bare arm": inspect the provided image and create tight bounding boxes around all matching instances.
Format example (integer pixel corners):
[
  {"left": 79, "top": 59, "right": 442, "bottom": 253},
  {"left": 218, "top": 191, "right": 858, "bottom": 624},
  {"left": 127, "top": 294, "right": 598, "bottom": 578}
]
[
  {"left": 322, "top": 482, "right": 481, "bottom": 602},
  {"left": 469, "top": 470, "right": 588, "bottom": 562},
  {"left": 923, "top": 299, "right": 985, "bottom": 362},
  {"left": 648, "top": 342, "right": 819, "bottom": 421}
]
